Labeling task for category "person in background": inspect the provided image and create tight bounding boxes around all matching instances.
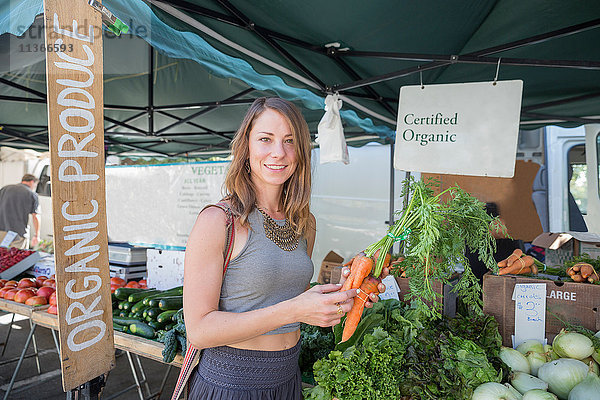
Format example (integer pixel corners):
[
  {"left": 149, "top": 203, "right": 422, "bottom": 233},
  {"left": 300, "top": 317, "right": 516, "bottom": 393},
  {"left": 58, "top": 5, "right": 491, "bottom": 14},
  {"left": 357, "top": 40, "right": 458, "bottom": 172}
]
[
  {"left": 183, "top": 97, "right": 386, "bottom": 399},
  {"left": 0, "top": 174, "right": 41, "bottom": 248},
  {"left": 468, "top": 202, "right": 522, "bottom": 285}
]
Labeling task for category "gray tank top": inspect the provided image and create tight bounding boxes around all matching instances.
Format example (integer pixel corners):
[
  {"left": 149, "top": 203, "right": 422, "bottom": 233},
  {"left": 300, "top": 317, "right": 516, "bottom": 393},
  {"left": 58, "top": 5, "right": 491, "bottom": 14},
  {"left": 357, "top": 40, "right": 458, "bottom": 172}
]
[{"left": 219, "top": 207, "right": 314, "bottom": 335}]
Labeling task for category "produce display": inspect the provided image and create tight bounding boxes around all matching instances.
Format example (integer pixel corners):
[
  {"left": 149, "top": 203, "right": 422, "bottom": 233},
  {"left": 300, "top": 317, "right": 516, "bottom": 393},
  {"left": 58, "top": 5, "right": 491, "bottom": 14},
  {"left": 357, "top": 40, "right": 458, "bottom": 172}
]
[
  {"left": 362, "top": 178, "right": 504, "bottom": 318},
  {"left": 0, "top": 248, "right": 35, "bottom": 272},
  {"left": 0, "top": 276, "right": 55, "bottom": 306},
  {"left": 303, "top": 299, "right": 504, "bottom": 400},
  {"left": 471, "top": 326, "right": 600, "bottom": 400},
  {"left": 111, "top": 283, "right": 187, "bottom": 363}
]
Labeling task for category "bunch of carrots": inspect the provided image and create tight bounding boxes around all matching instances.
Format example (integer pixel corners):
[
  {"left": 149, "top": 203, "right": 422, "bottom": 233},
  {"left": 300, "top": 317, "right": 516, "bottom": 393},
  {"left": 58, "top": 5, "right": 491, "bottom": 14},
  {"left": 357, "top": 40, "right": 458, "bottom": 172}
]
[
  {"left": 339, "top": 250, "right": 390, "bottom": 342},
  {"left": 567, "top": 263, "right": 599, "bottom": 283},
  {"left": 496, "top": 249, "right": 539, "bottom": 276}
]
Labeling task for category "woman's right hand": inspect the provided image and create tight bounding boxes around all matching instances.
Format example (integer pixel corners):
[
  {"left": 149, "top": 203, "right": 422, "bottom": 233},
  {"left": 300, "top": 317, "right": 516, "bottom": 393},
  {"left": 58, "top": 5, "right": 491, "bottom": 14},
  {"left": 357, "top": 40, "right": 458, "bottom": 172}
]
[{"left": 292, "top": 284, "right": 357, "bottom": 327}]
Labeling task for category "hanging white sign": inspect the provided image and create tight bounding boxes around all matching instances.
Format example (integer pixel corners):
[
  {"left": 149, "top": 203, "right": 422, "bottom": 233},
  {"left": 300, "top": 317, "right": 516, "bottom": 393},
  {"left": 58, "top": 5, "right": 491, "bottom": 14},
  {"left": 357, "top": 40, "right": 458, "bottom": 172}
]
[{"left": 394, "top": 80, "right": 523, "bottom": 177}]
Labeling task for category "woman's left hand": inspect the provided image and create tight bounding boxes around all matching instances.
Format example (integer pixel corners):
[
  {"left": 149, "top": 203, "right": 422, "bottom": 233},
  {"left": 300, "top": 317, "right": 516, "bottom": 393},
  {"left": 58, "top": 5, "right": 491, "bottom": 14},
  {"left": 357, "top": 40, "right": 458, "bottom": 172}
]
[{"left": 339, "top": 266, "right": 389, "bottom": 308}]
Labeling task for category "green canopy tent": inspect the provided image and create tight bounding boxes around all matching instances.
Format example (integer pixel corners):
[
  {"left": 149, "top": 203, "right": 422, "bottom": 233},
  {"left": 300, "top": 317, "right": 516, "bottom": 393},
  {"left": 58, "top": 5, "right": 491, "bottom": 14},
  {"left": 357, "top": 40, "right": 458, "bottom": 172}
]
[{"left": 1, "top": 0, "right": 599, "bottom": 156}]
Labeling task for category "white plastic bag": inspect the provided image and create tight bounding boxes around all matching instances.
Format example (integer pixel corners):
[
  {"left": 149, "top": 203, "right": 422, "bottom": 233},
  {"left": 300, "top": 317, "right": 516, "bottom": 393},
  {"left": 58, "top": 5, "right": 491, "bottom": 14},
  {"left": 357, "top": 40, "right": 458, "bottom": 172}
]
[{"left": 316, "top": 94, "right": 349, "bottom": 164}]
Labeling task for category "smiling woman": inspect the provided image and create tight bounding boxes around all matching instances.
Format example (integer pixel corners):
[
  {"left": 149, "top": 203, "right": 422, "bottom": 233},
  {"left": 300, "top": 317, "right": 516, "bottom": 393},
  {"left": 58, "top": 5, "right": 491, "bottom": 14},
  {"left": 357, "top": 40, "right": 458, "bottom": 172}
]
[{"left": 180, "top": 97, "right": 362, "bottom": 400}]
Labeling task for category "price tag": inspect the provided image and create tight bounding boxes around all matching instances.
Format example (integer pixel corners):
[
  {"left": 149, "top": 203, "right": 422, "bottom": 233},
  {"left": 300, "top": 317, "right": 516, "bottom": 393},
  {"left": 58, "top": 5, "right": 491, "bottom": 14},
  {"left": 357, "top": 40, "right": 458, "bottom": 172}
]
[
  {"left": 0, "top": 231, "right": 18, "bottom": 247},
  {"left": 512, "top": 283, "right": 547, "bottom": 348},
  {"left": 378, "top": 275, "right": 400, "bottom": 301}
]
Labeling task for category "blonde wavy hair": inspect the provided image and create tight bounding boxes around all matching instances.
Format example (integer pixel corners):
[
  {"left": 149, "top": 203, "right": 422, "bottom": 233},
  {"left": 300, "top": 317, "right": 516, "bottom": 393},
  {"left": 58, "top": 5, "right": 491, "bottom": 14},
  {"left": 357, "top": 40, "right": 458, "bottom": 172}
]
[{"left": 223, "top": 97, "right": 312, "bottom": 236}]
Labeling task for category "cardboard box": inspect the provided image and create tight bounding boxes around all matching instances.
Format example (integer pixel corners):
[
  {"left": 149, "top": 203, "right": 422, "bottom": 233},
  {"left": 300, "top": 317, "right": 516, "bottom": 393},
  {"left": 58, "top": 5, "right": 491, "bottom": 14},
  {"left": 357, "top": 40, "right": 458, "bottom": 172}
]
[
  {"left": 483, "top": 273, "right": 600, "bottom": 346},
  {"left": 532, "top": 231, "right": 600, "bottom": 267},
  {"left": 318, "top": 251, "right": 344, "bottom": 284},
  {"left": 395, "top": 274, "right": 459, "bottom": 317}
]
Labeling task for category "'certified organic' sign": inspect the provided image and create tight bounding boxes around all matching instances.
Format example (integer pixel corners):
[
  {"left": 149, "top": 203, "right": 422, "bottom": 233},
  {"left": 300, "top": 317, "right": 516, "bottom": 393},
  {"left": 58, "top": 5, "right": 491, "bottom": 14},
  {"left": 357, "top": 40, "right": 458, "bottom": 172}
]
[{"left": 394, "top": 80, "right": 523, "bottom": 177}]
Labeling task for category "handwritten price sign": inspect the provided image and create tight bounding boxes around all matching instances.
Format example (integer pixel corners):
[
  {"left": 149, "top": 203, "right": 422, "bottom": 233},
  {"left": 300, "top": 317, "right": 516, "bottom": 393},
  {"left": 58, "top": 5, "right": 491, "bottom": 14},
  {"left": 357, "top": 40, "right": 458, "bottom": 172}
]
[{"left": 512, "top": 283, "right": 547, "bottom": 348}]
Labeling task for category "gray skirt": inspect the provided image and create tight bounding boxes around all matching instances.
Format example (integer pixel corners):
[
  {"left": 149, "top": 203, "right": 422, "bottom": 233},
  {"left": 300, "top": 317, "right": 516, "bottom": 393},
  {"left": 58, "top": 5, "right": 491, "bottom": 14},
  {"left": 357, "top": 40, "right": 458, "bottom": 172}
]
[{"left": 188, "top": 340, "right": 302, "bottom": 400}]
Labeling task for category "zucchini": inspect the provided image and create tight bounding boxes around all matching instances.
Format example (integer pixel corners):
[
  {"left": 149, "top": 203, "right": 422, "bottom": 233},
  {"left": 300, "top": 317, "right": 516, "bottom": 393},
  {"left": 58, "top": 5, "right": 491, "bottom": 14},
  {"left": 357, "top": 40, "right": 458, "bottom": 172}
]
[
  {"left": 148, "top": 320, "right": 166, "bottom": 330},
  {"left": 147, "top": 297, "right": 164, "bottom": 308},
  {"left": 113, "top": 316, "right": 142, "bottom": 326},
  {"left": 119, "top": 311, "right": 128, "bottom": 318},
  {"left": 146, "top": 307, "right": 162, "bottom": 320},
  {"left": 164, "top": 323, "right": 176, "bottom": 331},
  {"left": 129, "top": 321, "right": 156, "bottom": 339},
  {"left": 130, "top": 300, "right": 147, "bottom": 314},
  {"left": 121, "top": 301, "right": 133, "bottom": 311},
  {"left": 142, "top": 287, "right": 184, "bottom": 306},
  {"left": 128, "top": 289, "right": 161, "bottom": 303},
  {"left": 158, "top": 296, "right": 183, "bottom": 311},
  {"left": 157, "top": 310, "right": 177, "bottom": 324},
  {"left": 113, "top": 322, "right": 128, "bottom": 333},
  {"left": 114, "top": 287, "right": 146, "bottom": 301},
  {"left": 118, "top": 301, "right": 126, "bottom": 310}
]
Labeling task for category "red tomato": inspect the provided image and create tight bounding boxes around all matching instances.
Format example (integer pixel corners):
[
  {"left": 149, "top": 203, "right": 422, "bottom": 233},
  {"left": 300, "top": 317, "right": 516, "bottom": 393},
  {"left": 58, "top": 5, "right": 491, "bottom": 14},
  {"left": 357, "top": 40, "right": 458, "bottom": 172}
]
[
  {"left": 124, "top": 281, "right": 141, "bottom": 289},
  {"left": 47, "top": 304, "right": 58, "bottom": 315},
  {"left": 0, "top": 279, "right": 7, "bottom": 288},
  {"left": 17, "top": 278, "right": 36, "bottom": 289},
  {"left": 35, "top": 276, "right": 48, "bottom": 287},
  {"left": 37, "top": 286, "right": 55, "bottom": 300},
  {"left": 14, "top": 289, "right": 36, "bottom": 303},
  {"left": 110, "top": 277, "right": 126, "bottom": 287},
  {"left": 110, "top": 284, "right": 121, "bottom": 294},
  {"left": 42, "top": 279, "right": 56, "bottom": 288},
  {"left": 25, "top": 296, "right": 47, "bottom": 306},
  {"left": 4, "top": 280, "right": 17, "bottom": 287},
  {"left": 4, "top": 288, "right": 20, "bottom": 301},
  {"left": 49, "top": 291, "right": 57, "bottom": 306},
  {"left": 50, "top": 274, "right": 55, "bottom": 279},
  {"left": 0, "top": 287, "right": 13, "bottom": 298}
]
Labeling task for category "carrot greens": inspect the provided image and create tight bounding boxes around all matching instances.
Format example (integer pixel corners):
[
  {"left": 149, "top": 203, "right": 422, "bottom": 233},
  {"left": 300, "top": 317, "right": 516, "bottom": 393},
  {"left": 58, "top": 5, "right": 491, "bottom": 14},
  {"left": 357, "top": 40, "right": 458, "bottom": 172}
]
[{"left": 365, "top": 177, "right": 506, "bottom": 318}]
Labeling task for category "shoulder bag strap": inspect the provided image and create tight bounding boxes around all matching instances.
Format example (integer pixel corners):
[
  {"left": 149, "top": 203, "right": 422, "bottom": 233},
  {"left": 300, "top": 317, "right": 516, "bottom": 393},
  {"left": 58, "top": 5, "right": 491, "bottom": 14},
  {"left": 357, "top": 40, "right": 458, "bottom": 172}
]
[{"left": 170, "top": 203, "right": 235, "bottom": 400}]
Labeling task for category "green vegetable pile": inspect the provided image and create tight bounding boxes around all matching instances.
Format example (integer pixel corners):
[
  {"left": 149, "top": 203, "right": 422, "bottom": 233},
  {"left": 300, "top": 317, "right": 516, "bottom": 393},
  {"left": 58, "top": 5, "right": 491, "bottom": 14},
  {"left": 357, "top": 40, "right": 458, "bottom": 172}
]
[
  {"left": 304, "top": 299, "right": 503, "bottom": 400},
  {"left": 299, "top": 323, "right": 336, "bottom": 385},
  {"left": 156, "top": 308, "right": 187, "bottom": 363},
  {"left": 366, "top": 178, "right": 505, "bottom": 318}
]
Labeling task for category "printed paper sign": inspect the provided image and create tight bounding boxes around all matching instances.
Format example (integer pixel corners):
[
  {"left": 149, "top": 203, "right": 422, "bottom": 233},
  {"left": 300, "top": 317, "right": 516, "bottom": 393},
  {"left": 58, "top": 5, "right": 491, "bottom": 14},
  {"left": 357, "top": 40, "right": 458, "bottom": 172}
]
[
  {"left": 394, "top": 80, "right": 523, "bottom": 177},
  {"left": 512, "top": 283, "right": 547, "bottom": 348},
  {"left": 379, "top": 275, "right": 400, "bottom": 301},
  {"left": 0, "top": 231, "right": 18, "bottom": 247}
]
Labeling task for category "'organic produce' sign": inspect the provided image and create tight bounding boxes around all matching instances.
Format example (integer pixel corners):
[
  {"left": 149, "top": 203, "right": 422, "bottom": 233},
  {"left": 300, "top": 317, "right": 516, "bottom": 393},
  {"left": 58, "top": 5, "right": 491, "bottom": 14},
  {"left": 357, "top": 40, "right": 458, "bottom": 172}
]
[
  {"left": 43, "top": 0, "right": 114, "bottom": 390},
  {"left": 394, "top": 80, "right": 523, "bottom": 178}
]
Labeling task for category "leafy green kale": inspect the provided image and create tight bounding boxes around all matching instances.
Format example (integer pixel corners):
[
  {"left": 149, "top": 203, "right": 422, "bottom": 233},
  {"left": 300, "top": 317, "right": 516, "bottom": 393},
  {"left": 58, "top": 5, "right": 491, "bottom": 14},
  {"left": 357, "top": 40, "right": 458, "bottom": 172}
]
[
  {"left": 307, "top": 328, "right": 406, "bottom": 400},
  {"left": 299, "top": 323, "right": 336, "bottom": 385}
]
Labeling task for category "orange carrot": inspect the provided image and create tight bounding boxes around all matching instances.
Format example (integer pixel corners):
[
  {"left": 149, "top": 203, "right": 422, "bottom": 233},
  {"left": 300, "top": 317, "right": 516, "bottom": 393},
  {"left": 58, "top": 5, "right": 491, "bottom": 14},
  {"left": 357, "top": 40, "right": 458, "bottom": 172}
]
[
  {"left": 340, "top": 255, "right": 374, "bottom": 291},
  {"left": 373, "top": 249, "right": 391, "bottom": 271},
  {"left": 497, "top": 259, "right": 508, "bottom": 268},
  {"left": 341, "top": 276, "right": 380, "bottom": 342},
  {"left": 498, "top": 255, "right": 535, "bottom": 275},
  {"left": 506, "top": 249, "right": 523, "bottom": 267}
]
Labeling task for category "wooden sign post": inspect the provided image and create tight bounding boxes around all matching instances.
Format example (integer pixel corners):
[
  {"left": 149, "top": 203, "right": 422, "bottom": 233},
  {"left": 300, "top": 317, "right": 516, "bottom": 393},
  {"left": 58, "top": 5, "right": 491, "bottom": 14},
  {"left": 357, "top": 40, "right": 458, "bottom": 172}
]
[{"left": 43, "top": 0, "right": 115, "bottom": 391}]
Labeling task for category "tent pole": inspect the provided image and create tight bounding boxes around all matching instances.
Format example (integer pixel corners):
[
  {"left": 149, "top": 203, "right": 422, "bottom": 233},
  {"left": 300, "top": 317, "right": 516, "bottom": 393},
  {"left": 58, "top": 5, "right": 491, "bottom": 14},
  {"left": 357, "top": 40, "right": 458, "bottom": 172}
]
[
  {"left": 388, "top": 143, "right": 395, "bottom": 227},
  {"left": 148, "top": 46, "right": 155, "bottom": 136}
]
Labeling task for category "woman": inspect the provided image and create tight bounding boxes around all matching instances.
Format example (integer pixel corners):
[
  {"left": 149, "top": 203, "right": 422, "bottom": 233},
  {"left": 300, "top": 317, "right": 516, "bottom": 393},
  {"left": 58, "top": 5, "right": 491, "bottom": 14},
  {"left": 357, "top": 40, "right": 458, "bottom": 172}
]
[{"left": 183, "top": 97, "right": 385, "bottom": 399}]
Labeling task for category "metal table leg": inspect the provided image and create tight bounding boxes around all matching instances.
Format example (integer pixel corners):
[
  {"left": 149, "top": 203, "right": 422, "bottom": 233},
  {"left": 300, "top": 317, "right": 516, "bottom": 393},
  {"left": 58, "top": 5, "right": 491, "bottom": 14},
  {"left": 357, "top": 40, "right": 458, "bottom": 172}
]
[
  {"left": 126, "top": 351, "right": 146, "bottom": 400},
  {"left": 28, "top": 318, "right": 41, "bottom": 374},
  {"left": 133, "top": 354, "right": 152, "bottom": 396},
  {"left": 2, "top": 322, "right": 37, "bottom": 400},
  {"left": 0, "top": 313, "right": 15, "bottom": 357}
]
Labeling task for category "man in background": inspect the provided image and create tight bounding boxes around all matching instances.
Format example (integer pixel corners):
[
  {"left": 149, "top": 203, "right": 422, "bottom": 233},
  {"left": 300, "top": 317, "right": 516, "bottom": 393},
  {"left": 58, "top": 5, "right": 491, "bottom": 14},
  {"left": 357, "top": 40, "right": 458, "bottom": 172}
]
[{"left": 0, "top": 174, "right": 41, "bottom": 248}]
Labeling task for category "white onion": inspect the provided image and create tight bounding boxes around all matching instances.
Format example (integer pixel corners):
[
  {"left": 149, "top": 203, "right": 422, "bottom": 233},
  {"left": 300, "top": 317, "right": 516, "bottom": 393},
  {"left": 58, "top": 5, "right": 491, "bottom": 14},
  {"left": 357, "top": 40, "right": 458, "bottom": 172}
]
[
  {"left": 522, "top": 389, "right": 558, "bottom": 400},
  {"left": 537, "top": 358, "right": 588, "bottom": 399},
  {"left": 527, "top": 351, "right": 548, "bottom": 376},
  {"left": 472, "top": 382, "right": 522, "bottom": 400},
  {"left": 511, "top": 371, "right": 549, "bottom": 394},
  {"left": 501, "top": 347, "right": 531, "bottom": 374},
  {"left": 505, "top": 383, "right": 524, "bottom": 399},
  {"left": 552, "top": 331, "right": 594, "bottom": 360},
  {"left": 517, "top": 340, "right": 545, "bottom": 355},
  {"left": 568, "top": 371, "right": 600, "bottom": 399}
]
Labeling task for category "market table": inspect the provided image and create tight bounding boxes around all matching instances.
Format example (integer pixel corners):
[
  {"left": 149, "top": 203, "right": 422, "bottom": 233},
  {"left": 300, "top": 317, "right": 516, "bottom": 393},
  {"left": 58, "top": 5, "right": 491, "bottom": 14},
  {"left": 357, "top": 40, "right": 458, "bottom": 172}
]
[{"left": 0, "top": 301, "right": 182, "bottom": 399}]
